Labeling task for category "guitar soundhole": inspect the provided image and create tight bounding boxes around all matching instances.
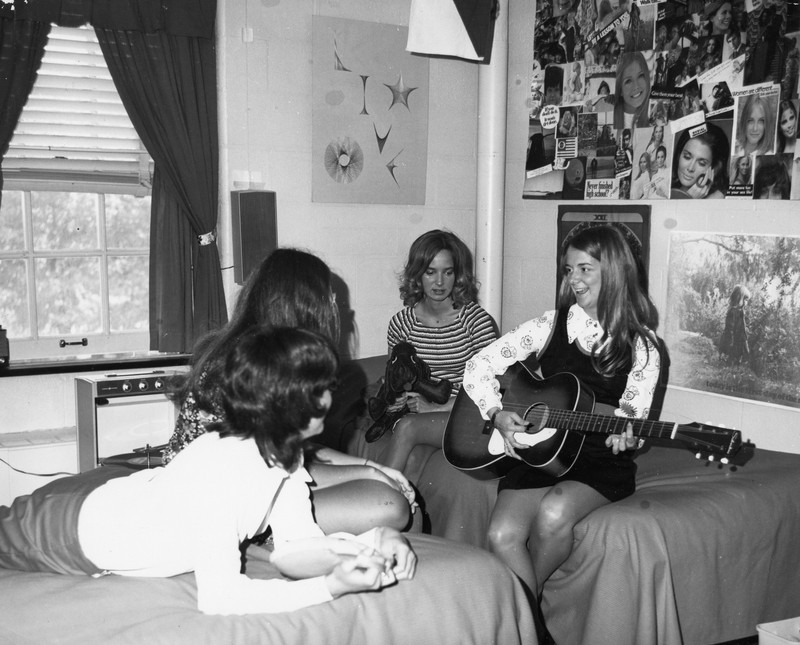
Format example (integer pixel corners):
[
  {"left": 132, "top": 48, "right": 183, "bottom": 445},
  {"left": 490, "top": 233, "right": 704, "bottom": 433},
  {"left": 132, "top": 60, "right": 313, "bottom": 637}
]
[{"left": 523, "top": 403, "right": 548, "bottom": 432}]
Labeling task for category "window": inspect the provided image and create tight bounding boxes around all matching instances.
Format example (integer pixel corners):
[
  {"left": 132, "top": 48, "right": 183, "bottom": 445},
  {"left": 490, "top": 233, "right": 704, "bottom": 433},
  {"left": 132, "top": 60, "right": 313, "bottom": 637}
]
[{"left": 0, "top": 25, "right": 153, "bottom": 360}]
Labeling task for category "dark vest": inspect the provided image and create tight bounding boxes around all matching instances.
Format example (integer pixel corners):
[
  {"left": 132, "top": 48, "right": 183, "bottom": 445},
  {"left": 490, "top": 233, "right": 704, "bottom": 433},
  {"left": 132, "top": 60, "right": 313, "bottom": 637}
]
[
  {"left": 535, "top": 307, "right": 637, "bottom": 479},
  {"left": 538, "top": 308, "right": 630, "bottom": 409}
]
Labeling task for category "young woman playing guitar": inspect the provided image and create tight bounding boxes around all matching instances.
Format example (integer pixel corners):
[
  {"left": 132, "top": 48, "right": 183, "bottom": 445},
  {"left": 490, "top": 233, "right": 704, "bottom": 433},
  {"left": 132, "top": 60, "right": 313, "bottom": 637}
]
[{"left": 462, "top": 225, "right": 662, "bottom": 603}]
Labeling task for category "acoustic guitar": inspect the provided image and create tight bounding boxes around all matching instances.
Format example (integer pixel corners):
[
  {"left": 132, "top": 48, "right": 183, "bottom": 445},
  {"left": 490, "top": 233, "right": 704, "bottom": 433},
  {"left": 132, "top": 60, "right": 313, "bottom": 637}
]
[{"left": 443, "top": 363, "right": 743, "bottom": 480}]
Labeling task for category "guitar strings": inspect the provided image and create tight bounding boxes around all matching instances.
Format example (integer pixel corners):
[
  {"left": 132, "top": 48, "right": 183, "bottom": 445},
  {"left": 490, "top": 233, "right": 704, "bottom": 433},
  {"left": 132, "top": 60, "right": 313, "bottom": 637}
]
[
  {"left": 492, "top": 401, "right": 736, "bottom": 455},
  {"left": 497, "top": 401, "right": 669, "bottom": 437}
]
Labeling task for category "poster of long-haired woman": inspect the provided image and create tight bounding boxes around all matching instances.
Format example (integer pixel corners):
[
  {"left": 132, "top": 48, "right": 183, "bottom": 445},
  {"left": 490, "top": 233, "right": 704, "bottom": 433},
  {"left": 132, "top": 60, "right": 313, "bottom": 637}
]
[
  {"left": 665, "top": 232, "right": 800, "bottom": 408},
  {"left": 523, "top": 0, "right": 800, "bottom": 200}
]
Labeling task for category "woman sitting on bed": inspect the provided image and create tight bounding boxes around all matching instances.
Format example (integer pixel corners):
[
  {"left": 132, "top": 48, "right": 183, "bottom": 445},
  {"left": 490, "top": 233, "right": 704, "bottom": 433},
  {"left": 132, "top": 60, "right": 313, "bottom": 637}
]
[
  {"left": 0, "top": 327, "right": 416, "bottom": 615},
  {"left": 462, "top": 225, "right": 662, "bottom": 602},
  {"left": 162, "top": 248, "right": 416, "bottom": 535},
  {"left": 370, "top": 229, "right": 497, "bottom": 475}
]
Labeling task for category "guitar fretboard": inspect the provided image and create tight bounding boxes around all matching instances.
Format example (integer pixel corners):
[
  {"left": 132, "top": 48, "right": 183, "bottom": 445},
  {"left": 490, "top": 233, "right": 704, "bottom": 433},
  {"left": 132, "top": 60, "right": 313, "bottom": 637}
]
[{"left": 534, "top": 409, "right": 678, "bottom": 440}]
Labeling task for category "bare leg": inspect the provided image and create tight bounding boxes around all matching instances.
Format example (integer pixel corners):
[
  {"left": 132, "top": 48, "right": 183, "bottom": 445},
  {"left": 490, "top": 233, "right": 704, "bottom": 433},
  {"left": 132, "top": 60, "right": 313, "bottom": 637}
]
[
  {"left": 488, "top": 481, "right": 610, "bottom": 596},
  {"left": 310, "top": 479, "right": 411, "bottom": 534},
  {"left": 529, "top": 480, "right": 609, "bottom": 594},
  {"left": 487, "top": 487, "right": 548, "bottom": 595},
  {"left": 382, "top": 412, "right": 449, "bottom": 473}
]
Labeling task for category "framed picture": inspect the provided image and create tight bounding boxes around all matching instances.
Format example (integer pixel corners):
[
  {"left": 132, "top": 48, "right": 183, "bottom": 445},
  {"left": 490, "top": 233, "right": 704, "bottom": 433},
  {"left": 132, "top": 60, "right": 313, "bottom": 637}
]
[
  {"left": 664, "top": 231, "right": 800, "bottom": 409},
  {"left": 556, "top": 205, "right": 651, "bottom": 298}
]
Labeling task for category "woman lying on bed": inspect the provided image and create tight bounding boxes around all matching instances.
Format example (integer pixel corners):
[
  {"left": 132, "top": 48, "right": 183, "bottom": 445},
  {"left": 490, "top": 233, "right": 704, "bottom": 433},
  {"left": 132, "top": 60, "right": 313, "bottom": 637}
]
[{"left": 0, "top": 327, "right": 416, "bottom": 615}]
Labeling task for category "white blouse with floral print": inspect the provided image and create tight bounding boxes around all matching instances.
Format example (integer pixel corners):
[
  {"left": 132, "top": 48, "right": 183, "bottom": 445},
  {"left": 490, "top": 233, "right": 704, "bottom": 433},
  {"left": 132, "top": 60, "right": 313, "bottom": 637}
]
[{"left": 462, "top": 304, "right": 661, "bottom": 421}]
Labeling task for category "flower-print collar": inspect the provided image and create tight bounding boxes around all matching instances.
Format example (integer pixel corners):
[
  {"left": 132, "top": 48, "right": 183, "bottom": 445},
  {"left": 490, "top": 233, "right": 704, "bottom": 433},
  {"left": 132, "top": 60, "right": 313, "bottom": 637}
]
[{"left": 567, "top": 303, "right": 604, "bottom": 352}]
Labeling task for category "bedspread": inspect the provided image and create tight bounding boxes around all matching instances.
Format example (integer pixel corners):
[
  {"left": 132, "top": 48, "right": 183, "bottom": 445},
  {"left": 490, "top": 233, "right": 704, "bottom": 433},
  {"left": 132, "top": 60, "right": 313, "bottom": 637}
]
[
  {"left": 343, "top": 357, "right": 800, "bottom": 644},
  {"left": 356, "top": 424, "right": 800, "bottom": 645},
  {"left": 0, "top": 532, "right": 536, "bottom": 645},
  {"left": 544, "top": 445, "right": 800, "bottom": 645}
]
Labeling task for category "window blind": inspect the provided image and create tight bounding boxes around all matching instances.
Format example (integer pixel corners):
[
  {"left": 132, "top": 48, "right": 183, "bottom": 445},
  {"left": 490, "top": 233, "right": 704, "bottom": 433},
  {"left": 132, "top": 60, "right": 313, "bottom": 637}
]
[{"left": 2, "top": 25, "right": 153, "bottom": 190}]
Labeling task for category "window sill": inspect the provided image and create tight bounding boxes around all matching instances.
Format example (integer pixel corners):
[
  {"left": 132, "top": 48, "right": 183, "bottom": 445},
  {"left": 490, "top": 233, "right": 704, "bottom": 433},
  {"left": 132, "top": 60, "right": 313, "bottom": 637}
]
[{"left": 0, "top": 352, "right": 191, "bottom": 378}]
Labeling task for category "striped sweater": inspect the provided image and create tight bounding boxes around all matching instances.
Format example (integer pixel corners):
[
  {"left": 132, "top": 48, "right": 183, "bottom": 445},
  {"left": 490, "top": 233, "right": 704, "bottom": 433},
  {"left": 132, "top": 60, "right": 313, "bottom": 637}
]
[{"left": 387, "top": 301, "right": 497, "bottom": 391}]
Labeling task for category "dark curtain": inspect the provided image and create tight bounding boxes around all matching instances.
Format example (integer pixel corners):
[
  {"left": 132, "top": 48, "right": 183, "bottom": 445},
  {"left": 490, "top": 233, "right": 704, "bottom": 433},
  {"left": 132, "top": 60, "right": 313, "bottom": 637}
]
[
  {"left": 96, "top": 27, "right": 226, "bottom": 352},
  {"left": 0, "top": 17, "right": 49, "bottom": 196},
  {"left": 149, "top": 170, "right": 194, "bottom": 351}
]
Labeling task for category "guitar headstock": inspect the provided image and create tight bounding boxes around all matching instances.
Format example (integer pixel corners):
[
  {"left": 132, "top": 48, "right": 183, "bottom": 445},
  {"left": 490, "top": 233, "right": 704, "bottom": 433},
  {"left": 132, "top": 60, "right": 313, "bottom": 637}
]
[{"left": 676, "top": 421, "right": 743, "bottom": 461}]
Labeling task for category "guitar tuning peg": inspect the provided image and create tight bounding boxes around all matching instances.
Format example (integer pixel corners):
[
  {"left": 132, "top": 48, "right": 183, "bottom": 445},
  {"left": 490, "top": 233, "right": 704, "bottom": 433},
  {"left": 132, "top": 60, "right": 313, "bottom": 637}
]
[
  {"left": 708, "top": 455, "right": 715, "bottom": 462},
  {"left": 695, "top": 452, "right": 702, "bottom": 459},
  {"left": 721, "top": 458, "right": 729, "bottom": 464}
]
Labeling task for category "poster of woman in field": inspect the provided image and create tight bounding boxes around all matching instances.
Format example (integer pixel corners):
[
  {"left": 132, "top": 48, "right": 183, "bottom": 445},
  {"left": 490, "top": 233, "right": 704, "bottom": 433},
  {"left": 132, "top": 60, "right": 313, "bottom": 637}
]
[{"left": 665, "top": 232, "right": 800, "bottom": 408}]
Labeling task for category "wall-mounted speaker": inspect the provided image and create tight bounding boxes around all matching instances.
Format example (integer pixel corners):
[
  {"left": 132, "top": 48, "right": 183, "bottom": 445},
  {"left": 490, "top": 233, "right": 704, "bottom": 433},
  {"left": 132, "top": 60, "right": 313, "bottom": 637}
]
[{"left": 230, "top": 190, "right": 278, "bottom": 285}]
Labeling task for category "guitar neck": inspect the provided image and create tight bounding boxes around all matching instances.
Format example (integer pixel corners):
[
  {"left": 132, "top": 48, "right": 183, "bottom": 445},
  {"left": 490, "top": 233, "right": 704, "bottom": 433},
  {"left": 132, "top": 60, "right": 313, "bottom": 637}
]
[{"left": 544, "top": 409, "right": 677, "bottom": 440}]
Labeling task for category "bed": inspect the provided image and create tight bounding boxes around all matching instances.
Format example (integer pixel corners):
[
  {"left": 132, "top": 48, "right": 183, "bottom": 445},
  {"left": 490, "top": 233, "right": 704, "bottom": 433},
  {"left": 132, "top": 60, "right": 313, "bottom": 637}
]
[
  {"left": 0, "top": 467, "right": 537, "bottom": 645},
  {"left": 544, "top": 443, "right": 800, "bottom": 645},
  {"left": 346, "top": 356, "right": 800, "bottom": 645}
]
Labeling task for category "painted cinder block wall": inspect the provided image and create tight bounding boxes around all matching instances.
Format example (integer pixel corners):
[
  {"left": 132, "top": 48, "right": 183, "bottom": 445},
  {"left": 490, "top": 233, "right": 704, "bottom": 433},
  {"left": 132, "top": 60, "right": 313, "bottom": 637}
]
[
  {"left": 218, "top": 0, "right": 800, "bottom": 452},
  {"left": 1, "top": 0, "right": 798, "bottom": 499}
]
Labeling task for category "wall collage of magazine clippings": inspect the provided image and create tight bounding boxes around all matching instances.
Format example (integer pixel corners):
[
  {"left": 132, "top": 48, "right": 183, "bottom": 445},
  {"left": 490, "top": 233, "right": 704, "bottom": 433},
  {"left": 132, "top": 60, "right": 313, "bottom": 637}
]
[{"left": 524, "top": 0, "right": 800, "bottom": 200}]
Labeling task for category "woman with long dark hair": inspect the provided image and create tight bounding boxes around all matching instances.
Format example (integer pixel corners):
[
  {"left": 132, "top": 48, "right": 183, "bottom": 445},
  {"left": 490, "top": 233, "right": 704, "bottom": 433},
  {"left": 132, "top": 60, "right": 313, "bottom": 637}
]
[
  {"left": 631, "top": 152, "right": 656, "bottom": 199},
  {"left": 754, "top": 156, "right": 791, "bottom": 199},
  {"left": 671, "top": 123, "right": 729, "bottom": 198},
  {"left": 163, "top": 248, "right": 416, "bottom": 534},
  {"left": 463, "top": 225, "right": 662, "bottom": 603}
]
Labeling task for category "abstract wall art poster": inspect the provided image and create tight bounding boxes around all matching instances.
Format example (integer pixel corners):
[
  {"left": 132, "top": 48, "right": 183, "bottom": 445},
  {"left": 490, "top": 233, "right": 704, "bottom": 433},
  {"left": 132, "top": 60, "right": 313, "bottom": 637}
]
[{"left": 312, "top": 16, "right": 429, "bottom": 205}]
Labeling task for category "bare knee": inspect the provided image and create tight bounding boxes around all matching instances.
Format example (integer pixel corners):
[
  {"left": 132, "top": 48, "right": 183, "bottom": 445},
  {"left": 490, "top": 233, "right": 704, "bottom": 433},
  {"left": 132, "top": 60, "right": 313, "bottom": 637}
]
[
  {"left": 487, "top": 515, "right": 528, "bottom": 554},
  {"left": 533, "top": 498, "right": 574, "bottom": 543},
  {"left": 391, "top": 416, "right": 420, "bottom": 444},
  {"left": 351, "top": 479, "right": 412, "bottom": 531},
  {"left": 374, "top": 485, "right": 412, "bottom": 531}
]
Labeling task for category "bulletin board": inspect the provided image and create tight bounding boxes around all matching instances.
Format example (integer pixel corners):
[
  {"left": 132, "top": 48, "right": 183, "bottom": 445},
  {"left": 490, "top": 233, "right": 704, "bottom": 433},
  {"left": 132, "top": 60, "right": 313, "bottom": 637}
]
[{"left": 523, "top": 0, "right": 800, "bottom": 201}]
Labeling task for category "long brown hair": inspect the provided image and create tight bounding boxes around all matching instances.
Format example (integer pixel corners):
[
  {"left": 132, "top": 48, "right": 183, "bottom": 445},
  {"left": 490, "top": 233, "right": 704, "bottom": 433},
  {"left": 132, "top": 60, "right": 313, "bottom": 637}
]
[
  {"left": 170, "top": 248, "right": 340, "bottom": 413},
  {"left": 557, "top": 225, "right": 659, "bottom": 376}
]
